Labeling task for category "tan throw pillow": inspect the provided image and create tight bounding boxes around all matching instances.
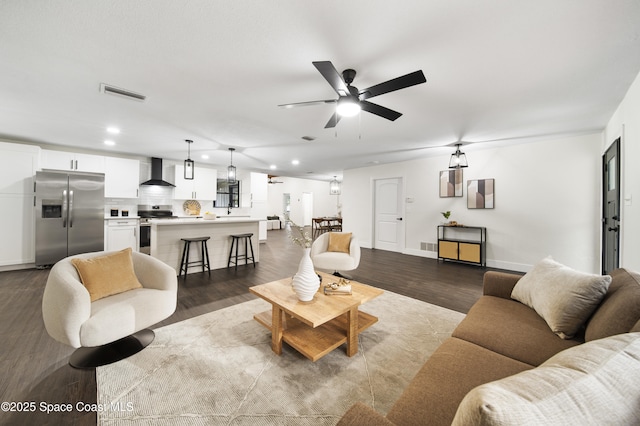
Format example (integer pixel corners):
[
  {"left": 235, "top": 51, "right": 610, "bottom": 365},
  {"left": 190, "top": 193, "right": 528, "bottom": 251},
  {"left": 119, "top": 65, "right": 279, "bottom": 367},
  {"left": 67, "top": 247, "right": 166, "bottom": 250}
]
[
  {"left": 327, "top": 232, "right": 352, "bottom": 253},
  {"left": 452, "top": 333, "right": 640, "bottom": 426},
  {"left": 511, "top": 257, "right": 611, "bottom": 339},
  {"left": 71, "top": 248, "right": 143, "bottom": 302}
]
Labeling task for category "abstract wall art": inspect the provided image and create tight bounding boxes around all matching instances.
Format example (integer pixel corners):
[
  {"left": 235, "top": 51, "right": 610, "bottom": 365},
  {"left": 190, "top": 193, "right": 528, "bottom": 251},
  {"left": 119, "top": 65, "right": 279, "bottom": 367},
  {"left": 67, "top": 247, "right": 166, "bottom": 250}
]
[
  {"left": 439, "top": 169, "right": 463, "bottom": 197},
  {"left": 467, "top": 178, "right": 495, "bottom": 209}
]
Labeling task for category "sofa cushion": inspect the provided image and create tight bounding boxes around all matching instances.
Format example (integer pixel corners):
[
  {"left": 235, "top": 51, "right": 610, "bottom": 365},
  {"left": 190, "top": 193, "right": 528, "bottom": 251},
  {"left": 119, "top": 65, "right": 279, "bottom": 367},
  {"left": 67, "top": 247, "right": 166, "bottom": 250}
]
[
  {"left": 511, "top": 257, "right": 611, "bottom": 339},
  {"left": 386, "top": 337, "right": 532, "bottom": 426},
  {"left": 71, "top": 248, "right": 143, "bottom": 302},
  {"left": 585, "top": 268, "right": 640, "bottom": 341},
  {"left": 452, "top": 333, "right": 640, "bottom": 426},
  {"left": 328, "top": 232, "right": 352, "bottom": 253},
  {"left": 452, "top": 296, "right": 581, "bottom": 366}
]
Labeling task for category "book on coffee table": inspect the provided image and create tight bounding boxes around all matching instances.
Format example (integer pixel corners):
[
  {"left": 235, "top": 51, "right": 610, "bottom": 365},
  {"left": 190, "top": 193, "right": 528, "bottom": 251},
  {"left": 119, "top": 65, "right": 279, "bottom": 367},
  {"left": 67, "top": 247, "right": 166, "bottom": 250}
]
[{"left": 323, "top": 283, "right": 352, "bottom": 295}]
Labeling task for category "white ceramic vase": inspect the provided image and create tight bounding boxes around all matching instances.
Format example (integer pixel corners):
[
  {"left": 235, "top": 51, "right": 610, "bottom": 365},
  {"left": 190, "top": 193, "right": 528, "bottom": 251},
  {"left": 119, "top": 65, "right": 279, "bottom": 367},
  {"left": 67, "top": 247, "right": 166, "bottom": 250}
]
[{"left": 292, "top": 248, "right": 320, "bottom": 302}]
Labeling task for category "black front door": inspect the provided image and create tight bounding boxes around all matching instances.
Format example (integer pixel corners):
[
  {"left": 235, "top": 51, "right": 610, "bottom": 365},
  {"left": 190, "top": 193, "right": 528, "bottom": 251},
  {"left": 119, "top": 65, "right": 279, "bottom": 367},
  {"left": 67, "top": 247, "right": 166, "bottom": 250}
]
[{"left": 602, "top": 138, "right": 621, "bottom": 274}]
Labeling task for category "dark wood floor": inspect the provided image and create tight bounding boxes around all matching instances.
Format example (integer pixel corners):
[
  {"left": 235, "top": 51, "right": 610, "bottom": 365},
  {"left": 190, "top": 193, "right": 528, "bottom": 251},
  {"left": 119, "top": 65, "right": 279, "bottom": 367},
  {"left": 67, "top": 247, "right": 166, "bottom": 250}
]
[{"left": 0, "top": 228, "right": 514, "bottom": 425}]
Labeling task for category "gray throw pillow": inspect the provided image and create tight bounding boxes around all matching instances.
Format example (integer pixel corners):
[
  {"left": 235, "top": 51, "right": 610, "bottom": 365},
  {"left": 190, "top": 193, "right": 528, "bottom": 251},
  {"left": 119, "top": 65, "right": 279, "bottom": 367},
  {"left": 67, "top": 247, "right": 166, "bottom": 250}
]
[{"left": 511, "top": 257, "right": 611, "bottom": 339}]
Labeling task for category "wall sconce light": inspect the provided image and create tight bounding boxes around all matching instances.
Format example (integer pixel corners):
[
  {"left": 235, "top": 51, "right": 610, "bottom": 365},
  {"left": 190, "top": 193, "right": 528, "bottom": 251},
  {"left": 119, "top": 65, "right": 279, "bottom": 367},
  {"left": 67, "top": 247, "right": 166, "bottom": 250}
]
[
  {"left": 330, "top": 176, "right": 341, "bottom": 195},
  {"left": 449, "top": 143, "right": 468, "bottom": 169},
  {"left": 184, "top": 139, "right": 194, "bottom": 180},
  {"left": 227, "top": 147, "right": 237, "bottom": 183}
]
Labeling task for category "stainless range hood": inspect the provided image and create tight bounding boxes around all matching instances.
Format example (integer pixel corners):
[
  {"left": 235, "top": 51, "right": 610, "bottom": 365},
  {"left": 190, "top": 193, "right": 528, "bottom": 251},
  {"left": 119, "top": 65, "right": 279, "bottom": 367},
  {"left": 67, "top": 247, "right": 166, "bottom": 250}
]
[{"left": 141, "top": 157, "right": 175, "bottom": 187}]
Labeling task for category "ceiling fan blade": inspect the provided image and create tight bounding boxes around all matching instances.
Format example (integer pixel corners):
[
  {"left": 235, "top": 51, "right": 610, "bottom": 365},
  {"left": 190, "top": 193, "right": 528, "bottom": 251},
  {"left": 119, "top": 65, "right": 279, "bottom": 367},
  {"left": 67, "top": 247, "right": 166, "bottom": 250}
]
[
  {"left": 360, "top": 100, "right": 402, "bottom": 121},
  {"left": 313, "top": 61, "right": 350, "bottom": 96},
  {"left": 359, "top": 70, "right": 426, "bottom": 100},
  {"left": 278, "top": 99, "right": 336, "bottom": 108},
  {"left": 324, "top": 112, "right": 342, "bottom": 128}
]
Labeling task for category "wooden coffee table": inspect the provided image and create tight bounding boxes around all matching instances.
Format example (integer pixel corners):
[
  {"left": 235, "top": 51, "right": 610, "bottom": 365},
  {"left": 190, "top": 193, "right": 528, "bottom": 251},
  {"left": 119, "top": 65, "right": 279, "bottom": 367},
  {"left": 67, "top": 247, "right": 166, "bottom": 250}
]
[{"left": 249, "top": 272, "right": 383, "bottom": 361}]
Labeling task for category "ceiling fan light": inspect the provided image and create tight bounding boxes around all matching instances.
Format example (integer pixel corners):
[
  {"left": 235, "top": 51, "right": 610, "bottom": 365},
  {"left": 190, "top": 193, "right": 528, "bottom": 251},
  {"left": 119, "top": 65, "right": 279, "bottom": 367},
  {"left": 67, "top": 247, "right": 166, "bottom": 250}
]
[{"left": 336, "top": 97, "right": 361, "bottom": 117}]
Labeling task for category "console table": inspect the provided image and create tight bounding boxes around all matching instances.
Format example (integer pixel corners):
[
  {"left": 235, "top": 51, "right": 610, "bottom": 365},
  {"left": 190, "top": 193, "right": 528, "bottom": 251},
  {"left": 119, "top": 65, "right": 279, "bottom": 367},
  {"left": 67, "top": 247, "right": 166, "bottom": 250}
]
[{"left": 437, "top": 225, "right": 486, "bottom": 267}]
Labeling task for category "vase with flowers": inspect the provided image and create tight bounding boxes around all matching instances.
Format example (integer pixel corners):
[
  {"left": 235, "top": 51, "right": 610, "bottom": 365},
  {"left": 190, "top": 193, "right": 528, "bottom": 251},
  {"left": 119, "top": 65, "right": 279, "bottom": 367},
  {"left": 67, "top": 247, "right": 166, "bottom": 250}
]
[{"left": 288, "top": 221, "right": 320, "bottom": 301}]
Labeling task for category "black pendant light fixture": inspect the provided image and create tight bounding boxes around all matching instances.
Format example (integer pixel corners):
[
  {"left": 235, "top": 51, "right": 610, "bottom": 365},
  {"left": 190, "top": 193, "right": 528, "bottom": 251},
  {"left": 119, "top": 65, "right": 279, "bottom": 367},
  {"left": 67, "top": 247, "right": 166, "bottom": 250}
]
[
  {"left": 329, "top": 176, "right": 341, "bottom": 195},
  {"left": 449, "top": 143, "right": 468, "bottom": 169},
  {"left": 227, "top": 147, "right": 237, "bottom": 183},
  {"left": 184, "top": 139, "right": 194, "bottom": 179}
]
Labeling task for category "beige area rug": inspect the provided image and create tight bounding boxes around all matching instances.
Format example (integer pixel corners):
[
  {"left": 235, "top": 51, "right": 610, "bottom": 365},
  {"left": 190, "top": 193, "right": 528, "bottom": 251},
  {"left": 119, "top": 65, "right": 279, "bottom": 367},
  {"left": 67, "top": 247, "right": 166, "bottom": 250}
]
[{"left": 96, "top": 290, "right": 465, "bottom": 425}]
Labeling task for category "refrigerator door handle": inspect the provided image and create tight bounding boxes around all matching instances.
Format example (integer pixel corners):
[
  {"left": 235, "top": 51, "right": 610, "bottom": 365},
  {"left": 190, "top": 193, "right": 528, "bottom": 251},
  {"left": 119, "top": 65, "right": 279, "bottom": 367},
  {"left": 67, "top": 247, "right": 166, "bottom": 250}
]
[
  {"left": 69, "top": 190, "right": 74, "bottom": 228},
  {"left": 62, "top": 190, "right": 68, "bottom": 228}
]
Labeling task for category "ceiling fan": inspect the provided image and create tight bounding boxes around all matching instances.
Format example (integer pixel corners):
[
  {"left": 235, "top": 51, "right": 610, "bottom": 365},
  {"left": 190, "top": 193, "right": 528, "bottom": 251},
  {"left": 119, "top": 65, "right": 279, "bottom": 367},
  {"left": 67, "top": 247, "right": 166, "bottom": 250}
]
[
  {"left": 279, "top": 61, "right": 426, "bottom": 128},
  {"left": 268, "top": 175, "right": 283, "bottom": 184}
]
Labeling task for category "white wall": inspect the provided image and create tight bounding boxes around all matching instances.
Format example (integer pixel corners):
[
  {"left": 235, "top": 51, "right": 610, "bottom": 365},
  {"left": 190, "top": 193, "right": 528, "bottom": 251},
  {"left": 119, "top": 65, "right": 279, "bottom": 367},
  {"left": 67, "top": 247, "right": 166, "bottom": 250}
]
[
  {"left": 343, "top": 133, "right": 603, "bottom": 273},
  {"left": 604, "top": 69, "right": 640, "bottom": 271},
  {"left": 267, "top": 176, "right": 340, "bottom": 226}
]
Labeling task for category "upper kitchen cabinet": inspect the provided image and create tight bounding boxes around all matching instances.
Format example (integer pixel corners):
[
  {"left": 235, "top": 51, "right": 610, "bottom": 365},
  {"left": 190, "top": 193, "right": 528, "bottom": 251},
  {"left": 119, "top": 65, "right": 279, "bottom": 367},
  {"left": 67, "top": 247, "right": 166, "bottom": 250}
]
[
  {"left": 250, "top": 172, "right": 268, "bottom": 202},
  {"left": 174, "top": 165, "right": 217, "bottom": 200},
  {"left": 104, "top": 157, "right": 140, "bottom": 198},
  {"left": 41, "top": 149, "right": 105, "bottom": 173}
]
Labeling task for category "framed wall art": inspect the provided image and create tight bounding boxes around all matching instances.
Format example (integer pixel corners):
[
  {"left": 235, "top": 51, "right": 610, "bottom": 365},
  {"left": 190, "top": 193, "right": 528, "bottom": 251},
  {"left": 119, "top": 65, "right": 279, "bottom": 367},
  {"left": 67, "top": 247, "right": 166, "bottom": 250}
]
[
  {"left": 439, "top": 169, "right": 463, "bottom": 197},
  {"left": 467, "top": 178, "right": 494, "bottom": 209}
]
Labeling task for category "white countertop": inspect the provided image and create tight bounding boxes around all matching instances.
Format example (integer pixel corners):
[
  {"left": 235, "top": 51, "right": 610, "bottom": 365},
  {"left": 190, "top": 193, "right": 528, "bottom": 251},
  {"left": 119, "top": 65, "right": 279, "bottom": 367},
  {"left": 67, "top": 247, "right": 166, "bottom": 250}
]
[
  {"left": 150, "top": 217, "right": 261, "bottom": 225},
  {"left": 104, "top": 216, "right": 139, "bottom": 220}
]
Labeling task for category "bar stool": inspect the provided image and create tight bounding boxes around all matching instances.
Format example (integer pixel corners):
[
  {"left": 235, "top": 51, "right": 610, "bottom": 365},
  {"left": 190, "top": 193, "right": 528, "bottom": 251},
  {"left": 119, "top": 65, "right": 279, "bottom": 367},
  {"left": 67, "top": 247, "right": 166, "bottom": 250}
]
[
  {"left": 228, "top": 233, "right": 255, "bottom": 270},
  {"left": 179, "top": 236, "right": 211, "bottom": 279}
]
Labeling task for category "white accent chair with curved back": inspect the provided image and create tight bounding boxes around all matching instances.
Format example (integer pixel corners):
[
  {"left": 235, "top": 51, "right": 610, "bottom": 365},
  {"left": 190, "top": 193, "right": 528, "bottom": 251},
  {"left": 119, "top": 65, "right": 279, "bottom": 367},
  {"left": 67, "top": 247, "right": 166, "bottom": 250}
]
[
  {"left": 310, "top": 232, "right": 361, "bottom": 278},
  {"left": 42, "top": 248, "right": 177, "bottom": 368}
]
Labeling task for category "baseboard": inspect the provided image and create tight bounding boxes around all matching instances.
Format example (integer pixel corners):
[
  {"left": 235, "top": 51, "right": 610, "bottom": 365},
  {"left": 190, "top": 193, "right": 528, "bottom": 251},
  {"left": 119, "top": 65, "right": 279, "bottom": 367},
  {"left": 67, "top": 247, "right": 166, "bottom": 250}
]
[
  {"left": 402, "top": 249, "right": 531, "bottom": 273},
  {"left": 486, "top": 259, "right": 531, "bottom": 273},
  {"left": 403, "top": 248, "right": 437, "bottom": 259},
  {"left": 0, "top": 262, "right": 35, "bottom": 272}
]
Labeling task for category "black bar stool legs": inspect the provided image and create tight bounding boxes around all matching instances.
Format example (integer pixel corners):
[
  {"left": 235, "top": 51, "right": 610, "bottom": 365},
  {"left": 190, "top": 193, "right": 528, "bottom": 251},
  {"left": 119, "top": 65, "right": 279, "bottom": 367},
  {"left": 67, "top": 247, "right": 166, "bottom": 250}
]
[
  {"left": 179, "top": 236, "right": 211, "bottom": 280},
  {"left": 228, "top": 233, "right": 255, "bottom": 270}
]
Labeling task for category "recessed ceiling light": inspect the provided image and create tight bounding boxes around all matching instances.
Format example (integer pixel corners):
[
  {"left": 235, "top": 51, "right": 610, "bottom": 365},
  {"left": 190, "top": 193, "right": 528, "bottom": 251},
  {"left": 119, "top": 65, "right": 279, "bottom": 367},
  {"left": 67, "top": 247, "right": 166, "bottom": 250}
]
[
  {"left": 104, "top": 140, "right": 116, "bottom": 146},
  {"left": 106, "top": 127, "right": 120, "bottom": 134},
  {"left": 270, "top": 165, "right": 277, "bottom": 170},
  {"left": 201, "top": 154, "right": 209, "bottom": 159},
  {"left": 291, "top": 159, "right": 300, "bottom": 165}
]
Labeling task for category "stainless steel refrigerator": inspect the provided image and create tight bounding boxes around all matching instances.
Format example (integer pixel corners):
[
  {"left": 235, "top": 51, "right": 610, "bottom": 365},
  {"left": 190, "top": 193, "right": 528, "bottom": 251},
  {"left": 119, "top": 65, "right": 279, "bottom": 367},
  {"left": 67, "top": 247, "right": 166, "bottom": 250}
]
[{"left": 35, "top": 170, "right": 105, "bottom": 266}]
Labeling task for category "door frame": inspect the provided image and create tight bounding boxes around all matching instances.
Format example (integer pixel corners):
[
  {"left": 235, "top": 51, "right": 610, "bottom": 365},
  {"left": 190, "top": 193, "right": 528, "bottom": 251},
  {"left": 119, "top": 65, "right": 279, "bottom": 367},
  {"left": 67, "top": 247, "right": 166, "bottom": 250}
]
[{"left": 371, "top": 176, "right": 405, "bottom": 252}]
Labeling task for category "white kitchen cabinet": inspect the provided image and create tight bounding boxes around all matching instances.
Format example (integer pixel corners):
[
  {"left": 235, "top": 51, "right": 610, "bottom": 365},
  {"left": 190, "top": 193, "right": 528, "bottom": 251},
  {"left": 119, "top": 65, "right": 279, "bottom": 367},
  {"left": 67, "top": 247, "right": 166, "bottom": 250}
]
[
  {"left": 41, "top": 149, "right": 105, "bottom": 173},
  {"left": 105, "top": 219, "right": 139, "bottom": 251},
  {"left": 0, "top": 142, "right": 40, "bottom": 266},
  {"left": 174, "top": 165, "right": 217, "bottom": 200},
  {"left": 250, "top": 172, "right": 268, "bottom": 202},
  {"left": 105, "top": 157, "right": 140, "bottom": 198}
]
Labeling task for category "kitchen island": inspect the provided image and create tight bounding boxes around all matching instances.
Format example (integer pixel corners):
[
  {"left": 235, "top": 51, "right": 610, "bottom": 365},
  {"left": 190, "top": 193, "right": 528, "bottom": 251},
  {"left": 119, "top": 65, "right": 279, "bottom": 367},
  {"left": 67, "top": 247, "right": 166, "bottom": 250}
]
[{"left": 150, "top": 217, "right": 260, "bottom": 274}]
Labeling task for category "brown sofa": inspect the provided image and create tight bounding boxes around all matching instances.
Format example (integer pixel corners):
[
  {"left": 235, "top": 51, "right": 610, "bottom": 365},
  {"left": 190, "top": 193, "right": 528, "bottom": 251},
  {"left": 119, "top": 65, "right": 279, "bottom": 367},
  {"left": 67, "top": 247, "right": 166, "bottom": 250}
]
[{"left": 338, "top": 268, "right": 640, "bottom": 426}]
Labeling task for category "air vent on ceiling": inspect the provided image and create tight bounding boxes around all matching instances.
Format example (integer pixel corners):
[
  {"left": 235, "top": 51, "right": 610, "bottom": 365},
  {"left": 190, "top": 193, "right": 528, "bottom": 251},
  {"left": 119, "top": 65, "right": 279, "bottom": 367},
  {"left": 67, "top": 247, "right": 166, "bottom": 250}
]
[
  {"left": 301, "top": 136, "right": 316, "bottom": 141},
  {"left": 99, "top": 83, "right": 146, "bottom": 102}
]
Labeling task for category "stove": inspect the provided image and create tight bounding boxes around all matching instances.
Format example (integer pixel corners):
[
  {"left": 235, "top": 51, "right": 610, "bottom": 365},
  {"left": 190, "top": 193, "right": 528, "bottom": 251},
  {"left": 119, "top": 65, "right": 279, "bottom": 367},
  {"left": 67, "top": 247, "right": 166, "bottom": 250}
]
[
  {"left": 138, "top": 205, "right": 176, "bottom": 254},
  {"left": 138, "top": 204, "right": 177, "bottom": 222}
]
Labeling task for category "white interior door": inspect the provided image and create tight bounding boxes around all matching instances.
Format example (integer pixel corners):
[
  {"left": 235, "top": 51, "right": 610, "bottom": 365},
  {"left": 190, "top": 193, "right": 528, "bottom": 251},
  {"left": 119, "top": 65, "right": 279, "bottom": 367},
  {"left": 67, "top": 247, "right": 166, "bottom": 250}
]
[{"left": 374, "top": 177, "right": 403, "bottom": 252}]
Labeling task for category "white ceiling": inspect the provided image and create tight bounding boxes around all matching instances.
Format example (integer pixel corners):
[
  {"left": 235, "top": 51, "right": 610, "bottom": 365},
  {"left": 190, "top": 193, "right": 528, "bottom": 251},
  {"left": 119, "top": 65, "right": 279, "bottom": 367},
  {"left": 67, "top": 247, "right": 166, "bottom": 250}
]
[{"left": 1, "top": 1, "right": 640, "bottom": 180}]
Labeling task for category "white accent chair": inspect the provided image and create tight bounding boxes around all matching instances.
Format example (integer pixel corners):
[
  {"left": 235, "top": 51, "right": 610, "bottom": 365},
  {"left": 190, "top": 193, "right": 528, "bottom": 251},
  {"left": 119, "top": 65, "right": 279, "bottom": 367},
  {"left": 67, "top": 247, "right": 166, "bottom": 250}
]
[
  {"left": 42, "top": 250, "right": 177, "bottom": 368},
  {"left": 310, "top": 232, "right": 361, "bottom": 277}
]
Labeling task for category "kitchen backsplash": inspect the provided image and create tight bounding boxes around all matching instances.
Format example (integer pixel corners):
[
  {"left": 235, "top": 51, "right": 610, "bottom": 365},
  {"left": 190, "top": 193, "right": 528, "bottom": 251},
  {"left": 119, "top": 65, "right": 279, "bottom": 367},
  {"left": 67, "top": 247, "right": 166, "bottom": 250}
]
[{"left": 105, "top": 185, "right": 252, "bottom": 217}]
